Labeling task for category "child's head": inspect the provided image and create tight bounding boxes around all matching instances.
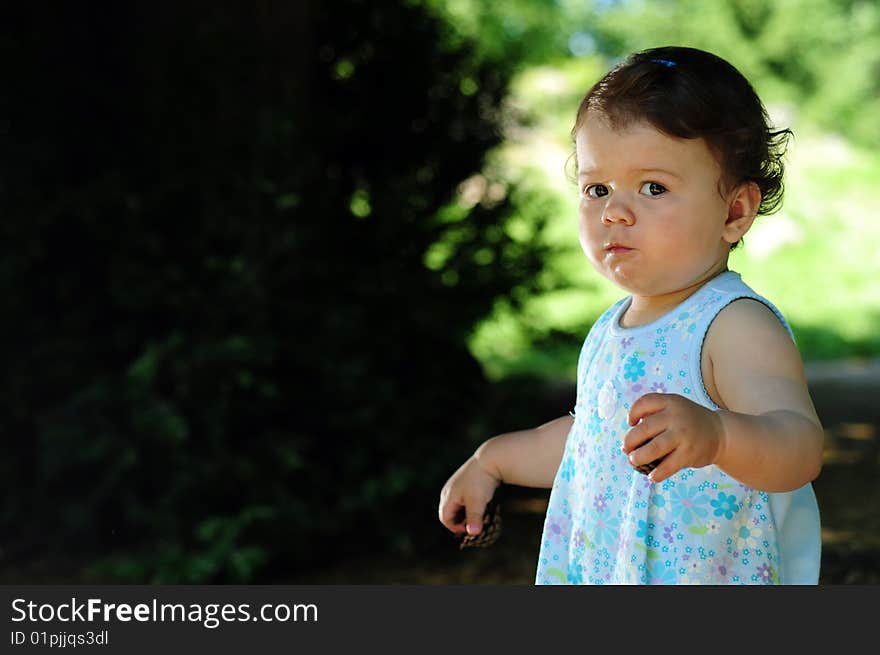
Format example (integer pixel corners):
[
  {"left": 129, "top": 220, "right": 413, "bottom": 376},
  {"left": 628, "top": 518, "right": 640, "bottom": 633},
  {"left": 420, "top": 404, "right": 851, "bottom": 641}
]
[
  {"left": 571, "top": 46, "right": 792, "bottom": 298},
  {"left": 573, "top": 45, "right": 791, "bottom": 221}
]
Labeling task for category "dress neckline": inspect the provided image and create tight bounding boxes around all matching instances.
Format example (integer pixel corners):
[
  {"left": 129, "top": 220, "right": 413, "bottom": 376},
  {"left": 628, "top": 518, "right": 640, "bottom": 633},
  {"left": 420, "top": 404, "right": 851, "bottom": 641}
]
[{"left": 608, "top": 270, "right": 739, "bottom": 336}]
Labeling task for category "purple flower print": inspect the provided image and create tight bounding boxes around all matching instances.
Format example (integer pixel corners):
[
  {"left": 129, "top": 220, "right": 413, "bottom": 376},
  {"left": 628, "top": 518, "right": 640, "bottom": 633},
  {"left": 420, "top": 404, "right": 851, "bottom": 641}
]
[
  {"left": 650, "top": 381, "right": 667, "bottom": 393},
  {"left": 662, "top": 525, "right": 675, "bottom": 544},
  {"left": 714, "top": 556, "right": 735, "bottom": 582},
  {"left": 593, "top": 495, "right": 608, "bottom": 513},
  {"left": 621, "top": 337, "right": 633, "bottom": 349},
  {"left": 548, "top": 518, "right": 564, "bottom": 543},
  {"left": 756, "top": 563, "right": 773, "bottom": 584},
  {"left": 631, "top": 383, "right": 643, "bottom": 394}
]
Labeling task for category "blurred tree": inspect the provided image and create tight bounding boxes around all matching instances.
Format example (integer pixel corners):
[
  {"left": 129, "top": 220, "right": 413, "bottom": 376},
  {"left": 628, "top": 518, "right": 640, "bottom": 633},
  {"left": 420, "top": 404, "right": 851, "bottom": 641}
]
[
  {"left": 0, "top": 0, "right": 552, "bottom": 582},
  {"left": 582, "top": 0, "right": 880, "bottom": 144},
  {"left": 434, "top": 0, "right": 880, "bottom": 145}
]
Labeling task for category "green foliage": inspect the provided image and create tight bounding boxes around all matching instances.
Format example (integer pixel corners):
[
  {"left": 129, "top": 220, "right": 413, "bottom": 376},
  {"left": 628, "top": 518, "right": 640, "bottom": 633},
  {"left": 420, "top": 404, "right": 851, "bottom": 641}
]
[
  {"left": 435, "top": 0, "right": 880, "bottom": 146},
  {"left": 0, "top": 1, "right": 553, "bottom": 582},
  {"left": 448, "top": 0, "right": 880, "bottom": 381}
]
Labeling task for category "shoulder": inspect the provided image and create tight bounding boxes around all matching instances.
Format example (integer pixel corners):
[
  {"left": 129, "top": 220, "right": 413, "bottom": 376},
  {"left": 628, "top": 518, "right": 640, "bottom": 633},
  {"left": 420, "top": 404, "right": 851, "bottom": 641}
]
[
  {"left": 704, "top": 297, "right": 811, "bottom": 412},
  {"left": 706, "top": 297, "right": 792, "bottom": 347}
]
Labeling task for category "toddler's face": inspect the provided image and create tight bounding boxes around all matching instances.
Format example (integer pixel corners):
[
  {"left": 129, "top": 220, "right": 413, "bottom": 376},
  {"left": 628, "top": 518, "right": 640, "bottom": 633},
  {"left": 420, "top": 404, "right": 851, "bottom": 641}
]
[{"left": 575, "top": 111, "right": 737, "bottom": 299}]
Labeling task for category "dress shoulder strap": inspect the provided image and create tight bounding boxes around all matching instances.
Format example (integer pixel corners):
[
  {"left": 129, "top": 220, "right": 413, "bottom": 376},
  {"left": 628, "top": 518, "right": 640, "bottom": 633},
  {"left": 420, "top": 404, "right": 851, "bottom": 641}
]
[{"left": 683, "top": 271, "right": 795, "bottom": 410}]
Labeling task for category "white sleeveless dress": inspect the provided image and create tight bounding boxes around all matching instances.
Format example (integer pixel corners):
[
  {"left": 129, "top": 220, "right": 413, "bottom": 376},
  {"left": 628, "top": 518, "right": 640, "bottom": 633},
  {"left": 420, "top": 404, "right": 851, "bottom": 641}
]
[{"left": 534, "top": 271, "right": 821, "bottom": 584}]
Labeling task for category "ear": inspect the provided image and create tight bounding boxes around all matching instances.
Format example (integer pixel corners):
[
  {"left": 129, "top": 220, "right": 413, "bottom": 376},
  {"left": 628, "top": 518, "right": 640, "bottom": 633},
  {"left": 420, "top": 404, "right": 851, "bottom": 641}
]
[{"left": 723, "top": 181, "right": 761, "bottom": 244}]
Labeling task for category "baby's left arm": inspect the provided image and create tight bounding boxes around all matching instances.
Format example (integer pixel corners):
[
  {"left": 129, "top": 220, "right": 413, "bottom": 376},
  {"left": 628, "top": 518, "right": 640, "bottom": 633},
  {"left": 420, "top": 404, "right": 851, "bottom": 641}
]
[{"left": 622, "top": 298, "right": 824, "bottom": 491}]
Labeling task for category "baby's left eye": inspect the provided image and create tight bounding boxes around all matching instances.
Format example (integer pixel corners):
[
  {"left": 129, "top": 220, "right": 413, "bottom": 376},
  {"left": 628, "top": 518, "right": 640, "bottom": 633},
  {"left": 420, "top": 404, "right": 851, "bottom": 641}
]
[{"left": 640, "top": 182, "right": 667, "bottom": 197}]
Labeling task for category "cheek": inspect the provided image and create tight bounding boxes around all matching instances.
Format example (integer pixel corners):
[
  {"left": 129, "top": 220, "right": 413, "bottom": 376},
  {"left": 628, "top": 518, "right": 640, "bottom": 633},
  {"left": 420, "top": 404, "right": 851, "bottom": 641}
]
[{"left": 577, "top": 207, "right": 597, "bottom": 246}]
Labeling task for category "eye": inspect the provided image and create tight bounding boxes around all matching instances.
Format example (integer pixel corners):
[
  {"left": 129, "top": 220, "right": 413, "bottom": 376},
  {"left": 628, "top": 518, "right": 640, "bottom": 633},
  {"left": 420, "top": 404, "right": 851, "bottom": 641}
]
[
  {"left": 584, "top": 184, "right": 609, "bottom": 198},
  {"left": 640, "top": 182, "right": 667, "bottom": 197}
]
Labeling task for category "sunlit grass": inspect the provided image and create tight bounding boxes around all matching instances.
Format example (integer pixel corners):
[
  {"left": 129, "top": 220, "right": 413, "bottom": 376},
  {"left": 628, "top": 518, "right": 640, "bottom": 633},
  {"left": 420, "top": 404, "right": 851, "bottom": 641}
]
[{"left": 469, "top": 58, "right": 880, "bottom": 382}]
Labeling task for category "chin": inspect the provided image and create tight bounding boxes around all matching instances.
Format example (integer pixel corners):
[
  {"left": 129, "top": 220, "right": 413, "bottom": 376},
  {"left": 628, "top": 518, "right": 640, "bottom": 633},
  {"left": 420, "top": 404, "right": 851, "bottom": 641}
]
[{"left": 600, "top": 269, "right": 643, "bottom": 293}]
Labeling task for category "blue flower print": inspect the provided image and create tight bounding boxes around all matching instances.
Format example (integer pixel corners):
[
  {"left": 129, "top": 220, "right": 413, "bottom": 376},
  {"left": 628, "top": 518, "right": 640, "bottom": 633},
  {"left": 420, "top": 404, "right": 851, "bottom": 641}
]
[
  {"left": 559, "top": 456, "right": 575, "bottom": 482},
  {"left": 711, "top": 491, "right": 739, "bottom": 520},
  {"left": 591, "top": 515, "right": 621, "bottom": 547},
  {"left": 636, "top": 520, "right": 652, "bottom": 545},
  {"left": 588, "top": 412, "right": 601, "bottom": 436},
  {"left": 624, "top": 355, "right": 646, "bottom": 382},
  {"left": 567, "top": 562, "right": 584, "bottom": 584},
  {"left": 669, "top": 484, "right": 709, "bottom": 525},
  {"left": 647, "top": 559, "right": 678, "bottom": 585}
]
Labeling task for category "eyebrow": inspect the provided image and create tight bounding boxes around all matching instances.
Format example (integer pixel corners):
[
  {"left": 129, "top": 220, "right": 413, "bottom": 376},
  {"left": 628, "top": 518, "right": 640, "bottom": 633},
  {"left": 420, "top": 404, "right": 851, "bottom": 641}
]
[{"left": 577, "top": 168, "right": 682, "bottom": 180}]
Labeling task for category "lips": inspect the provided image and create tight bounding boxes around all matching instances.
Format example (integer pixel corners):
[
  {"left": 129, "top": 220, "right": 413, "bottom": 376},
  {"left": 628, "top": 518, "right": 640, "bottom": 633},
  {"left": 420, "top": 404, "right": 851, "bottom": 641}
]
[{"left": 604, "top": 243, "right": 633, "bottom": 253}]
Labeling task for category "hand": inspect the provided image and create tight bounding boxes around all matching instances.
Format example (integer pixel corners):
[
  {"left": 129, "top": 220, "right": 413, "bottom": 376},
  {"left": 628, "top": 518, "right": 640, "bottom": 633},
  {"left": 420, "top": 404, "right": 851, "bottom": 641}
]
[
  {"left": 621, "top": 393, "right": 725, "bottom": 483},
  {"left": 438, "top": 454, "right": 501, "bottom": 537}
]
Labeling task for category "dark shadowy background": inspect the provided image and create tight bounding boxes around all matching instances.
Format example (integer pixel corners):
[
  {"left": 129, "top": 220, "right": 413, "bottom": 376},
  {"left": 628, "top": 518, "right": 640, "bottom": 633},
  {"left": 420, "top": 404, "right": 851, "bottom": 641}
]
[{"left": 1, "top": 0, "right": 877, "bottom": 584}]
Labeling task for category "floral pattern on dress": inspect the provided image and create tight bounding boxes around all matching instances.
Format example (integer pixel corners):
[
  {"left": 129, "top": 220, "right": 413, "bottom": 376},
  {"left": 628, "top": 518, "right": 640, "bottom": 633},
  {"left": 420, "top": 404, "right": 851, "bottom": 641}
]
[{"left": 535, "top": 275, "right": 791, "bottom": 585}]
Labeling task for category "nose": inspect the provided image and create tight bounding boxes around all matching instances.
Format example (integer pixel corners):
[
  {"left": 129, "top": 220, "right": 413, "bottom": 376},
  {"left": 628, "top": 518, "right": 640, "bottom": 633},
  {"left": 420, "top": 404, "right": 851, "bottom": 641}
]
[{"left": 601, "top": 197, "right": 635, "bottom": 226}]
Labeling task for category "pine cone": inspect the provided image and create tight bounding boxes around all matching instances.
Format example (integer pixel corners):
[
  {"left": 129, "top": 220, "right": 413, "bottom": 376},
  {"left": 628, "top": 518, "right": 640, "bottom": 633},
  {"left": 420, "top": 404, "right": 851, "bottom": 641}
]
[
  {"left": 634, "top": 458, "right": 663, "bottom": 475},
  {"left": 455, "top": 492, "right": 503, "bottom": 550}
]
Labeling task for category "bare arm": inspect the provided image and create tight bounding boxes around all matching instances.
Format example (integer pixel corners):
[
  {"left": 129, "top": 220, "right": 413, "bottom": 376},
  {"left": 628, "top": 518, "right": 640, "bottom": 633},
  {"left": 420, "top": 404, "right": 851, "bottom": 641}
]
[
  {"left": 438, "top": 414, "right": 573, "bottom": 536},
  {"left": 474, "top": 414, "right": 573, "bottom": 489},
  {"left": 708, "top": 299, "right": 824, "bottom": 491}
]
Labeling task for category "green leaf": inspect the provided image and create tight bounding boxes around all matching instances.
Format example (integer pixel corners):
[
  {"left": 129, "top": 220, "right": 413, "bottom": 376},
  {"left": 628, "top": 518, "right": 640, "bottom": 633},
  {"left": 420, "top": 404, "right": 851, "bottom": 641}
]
[
  {"left": 688, "top": 526, "right": 709, "bottom": 535},
  {"left": 546, "top": 568, "right": 567, "bottom": 583},
  {"left": 579, "top": 530, "right": 593, "bottom": 550}
]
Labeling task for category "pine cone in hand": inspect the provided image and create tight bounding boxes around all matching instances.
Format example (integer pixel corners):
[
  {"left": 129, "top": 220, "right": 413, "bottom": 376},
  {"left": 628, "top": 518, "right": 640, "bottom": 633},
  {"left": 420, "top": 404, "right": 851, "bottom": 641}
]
[
  {"left": 634, "top": 457, "right": 663, "bottom": 475},
  {"left": 454, "top": 492, "right": 503, "bottom": 550}
]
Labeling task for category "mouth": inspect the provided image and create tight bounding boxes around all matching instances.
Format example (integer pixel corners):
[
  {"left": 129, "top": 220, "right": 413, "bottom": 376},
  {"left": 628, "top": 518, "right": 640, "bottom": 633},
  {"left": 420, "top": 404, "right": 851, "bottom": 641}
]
[{"left": 604, "top": 243, "right": 634, "bottom": 254}]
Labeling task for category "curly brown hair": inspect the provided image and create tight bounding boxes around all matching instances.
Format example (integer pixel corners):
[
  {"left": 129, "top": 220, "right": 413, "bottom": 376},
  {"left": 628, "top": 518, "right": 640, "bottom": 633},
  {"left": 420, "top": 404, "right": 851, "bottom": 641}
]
[{"left": 571, "top": 46, "right": 791, "bottom": 247}]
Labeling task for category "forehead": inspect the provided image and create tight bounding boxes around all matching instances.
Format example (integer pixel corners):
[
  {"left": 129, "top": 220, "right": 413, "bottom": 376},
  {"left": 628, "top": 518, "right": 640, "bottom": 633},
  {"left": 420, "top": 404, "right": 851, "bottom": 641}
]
[{"left": 574, "top": 111, "right": 719, "bottom": 175}]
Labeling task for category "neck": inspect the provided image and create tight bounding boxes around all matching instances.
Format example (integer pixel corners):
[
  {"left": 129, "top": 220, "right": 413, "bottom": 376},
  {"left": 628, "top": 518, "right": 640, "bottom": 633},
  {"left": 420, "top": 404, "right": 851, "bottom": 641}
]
[{"left": 623, "top": 264, "right": 730, "bottom": 328}]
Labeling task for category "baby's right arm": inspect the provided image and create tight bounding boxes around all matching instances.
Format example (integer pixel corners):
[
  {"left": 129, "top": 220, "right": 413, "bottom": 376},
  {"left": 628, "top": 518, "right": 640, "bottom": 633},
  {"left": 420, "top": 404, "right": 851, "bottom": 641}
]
[{"left": 437, "top": 414, "right": 573, "bottom": 537}]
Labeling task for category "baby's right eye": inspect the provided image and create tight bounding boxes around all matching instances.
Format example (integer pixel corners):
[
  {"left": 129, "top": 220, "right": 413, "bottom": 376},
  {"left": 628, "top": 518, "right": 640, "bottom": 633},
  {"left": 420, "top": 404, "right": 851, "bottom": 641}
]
[{"left": 584, "top": 184, "right": 609, "bottom": 198}]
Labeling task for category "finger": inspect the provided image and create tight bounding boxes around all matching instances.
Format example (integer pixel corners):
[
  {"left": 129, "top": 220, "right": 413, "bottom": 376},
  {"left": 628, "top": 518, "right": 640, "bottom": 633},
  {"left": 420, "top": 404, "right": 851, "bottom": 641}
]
[
  {"left": 465, "top": 505, "right": 487, "bottom": 536},
  {"left": 440, "top": 500, "right": 468, "bottom": 533},
  {"left": 628, "top": 392, "right": 668, "bottom": 426},
  {"left": 628, "top": 431, "right": 672, "bottom": 470},
  {"left": 621, "top": 413, "right": 665, "bottom": 453},
  {"left": 645, "top": 448, "right": 685, "bottom": 484}
]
